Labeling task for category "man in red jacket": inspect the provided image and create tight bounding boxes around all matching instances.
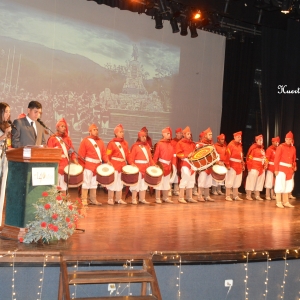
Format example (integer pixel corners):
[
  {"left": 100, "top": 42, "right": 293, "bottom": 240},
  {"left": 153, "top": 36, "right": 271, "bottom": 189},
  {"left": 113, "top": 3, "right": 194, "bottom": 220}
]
[
  {"left": 274, "top": 131, "right": 297, "bottom": 208},
  {"left": 264, "top": 136, "right": 280, "bottom": 200},
  {"left": 78, "top": 124, "right": 110, "bottom": 206},
  {"left": 130, "top": 130, "right": 155, "bottom": 204},
  {"left": 170, "top": 127, "right": 182, "bottom": 196},
  {"left": 176, "top": 126, "right": 197, "bottom": 204},
  {"left": 245, "top": 135, "right": 267, "bottom": 201},
  {"left": 224, "top": 131, "right": 244, "bottom": 201},
  {"left": 47, "top": 118, "right": 77, "bottom": 191},
  {"left": 212, "top": 134, "right": 228, "bottom": 196},
  {"left": 153, "top": 127, "right": 176, "bottom": 204},
  {"left": 106, "top": 124, "right": 132, "bottom": 205}
]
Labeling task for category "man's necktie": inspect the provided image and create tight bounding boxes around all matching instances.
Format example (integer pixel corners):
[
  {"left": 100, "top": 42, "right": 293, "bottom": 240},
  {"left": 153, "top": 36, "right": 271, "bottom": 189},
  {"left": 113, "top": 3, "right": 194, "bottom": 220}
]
[{"left": 31, "top": 122, "right": 37, "bottom": 139}]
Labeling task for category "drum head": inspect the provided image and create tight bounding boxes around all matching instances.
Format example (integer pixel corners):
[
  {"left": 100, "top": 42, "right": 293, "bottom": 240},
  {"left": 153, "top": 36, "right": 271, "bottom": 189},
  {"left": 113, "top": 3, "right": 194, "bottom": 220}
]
[
  {"left": 146, "top": 166, "right": 163, "bottom": 177},
  {"left": 212, "top": 164, "right": 227, "bottom": 175},
  {"left": 64, "top": 163, "right": 83, "bottom": 175},
  {"left": 97, "top": 164, "right": 115, "bottom": 176},
  {"left": 190, "top": 146, "right": 214, "bottom": 161},
  {"left": 122, "top": 165, "right": 139, "bottom": 174}
]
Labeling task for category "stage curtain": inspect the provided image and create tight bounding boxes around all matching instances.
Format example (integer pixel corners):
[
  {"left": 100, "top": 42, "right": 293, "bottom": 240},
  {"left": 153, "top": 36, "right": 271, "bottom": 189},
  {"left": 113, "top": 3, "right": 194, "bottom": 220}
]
[{"left": 220, "top": 37, "right": 257, "bottom": 140}]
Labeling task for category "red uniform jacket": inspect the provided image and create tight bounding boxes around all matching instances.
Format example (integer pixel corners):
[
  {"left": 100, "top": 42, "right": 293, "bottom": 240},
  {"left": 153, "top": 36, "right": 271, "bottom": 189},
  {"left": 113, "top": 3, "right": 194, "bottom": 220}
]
[
  {"left": 176, "top": 138, "right": 196, "bottom": 171},
  {"left": 106, "top": 138, "right": 132, "bottom": 173},
  {"left": 153, "top": 139, "right": 175, "bottom": 176},
  {"left": 226, "top": 140, "right": 244, "bottom": 175},
  {"left": 47, "top": 134, "right": 76, "bottom": 175},
  {"left": 78, "top": 136, "right": 109, "bottom": 175},
  {"left": 265, "top": 145, "right": 277, "bottom": 173},
  {"left": 274, "top": 143, "right": 296, "bottom": 180},
  {"left": 130, "top": 141, "right": 155, "bottom": 178},
  {"left": 214, "top": 142, "right": 229, "bottom": 167},
  {"left": 246, "top": 143, "right": 265, "bottom": 175}
]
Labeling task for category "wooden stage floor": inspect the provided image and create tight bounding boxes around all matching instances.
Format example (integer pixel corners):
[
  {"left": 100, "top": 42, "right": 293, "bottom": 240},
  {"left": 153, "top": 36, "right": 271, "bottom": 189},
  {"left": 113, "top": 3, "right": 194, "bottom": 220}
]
[{"left": 1, "top": 188, "right": 300, "bottom": 263}]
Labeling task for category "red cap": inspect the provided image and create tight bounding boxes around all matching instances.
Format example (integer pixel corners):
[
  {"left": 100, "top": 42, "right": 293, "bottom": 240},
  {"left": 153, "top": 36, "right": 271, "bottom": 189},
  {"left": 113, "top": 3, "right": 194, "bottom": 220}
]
[
  {"left": 141, "top": 126, "right": 148, "bottom": 132},
  {"left": 233, "top": 131, "right": 242, "bottom": 137},
  {"left": 89, "top": 124, "right": 98, "bottom": 132},
  {"left": 138, "top": 130, "right": 146, "bottom": 138},
  {"left": 114, "top": 124, "right": 123, "bottom": 134},
  {"left": 175, "top": 128, "right": 182, "bottom": 133},
  {"left": 286, "top": 131, "right": 293, "bottom": 139},
  {"left": 203, "top": 127, "right": 212, "bottom": 135},
  {"left": 217, "top": 134, "right": 225, "bottom": 140},
  {"left": 272, "top": 136, "right": 280, "bottom": 143},
  {"left": 182, "top": 126, "right": 191, "bottom": 135},
  {"left": 199, "top": 131, "right": 205, "bottom": 139},
  {"left": 255, "top": 134, "right": 263, "bottom": 141},
  {"left": 162, "top": 127, "right": 171, "bottom": 135},
  {"left": 56, "top": 118, "right": 68, "bottom": 136}
]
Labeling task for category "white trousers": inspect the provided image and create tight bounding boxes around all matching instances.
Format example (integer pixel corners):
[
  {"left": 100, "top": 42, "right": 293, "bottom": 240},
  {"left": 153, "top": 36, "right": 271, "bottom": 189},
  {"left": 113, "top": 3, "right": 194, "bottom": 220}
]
[
  {"left": 274, "top": 172, "right": 294, "bottom": 194},
  {"left": 58, "top": 174, "right": 67, "bottom": 191},
  {"left": 155, "top": 174, "right": 171, "bottom": 191},
  {"left": 0, "top": 156, "right": 8, "bottom": 225},
  {"left": 179, "top": 166, "right": 195, "bottom": 189},
  {"left": 198, "top": 171, "right": 212, "bottom": 188},
  {"left": 130, "top": 173, "right": 148, "bottom": 192},
  {"left": 107, "top": 171, "right": 123, "bottom": 192},
  {"left": 264, "top": 170, "right": 275, "bottom": 189},
  {"left": 225, "top": 168, "right": 242, "bottom": 189},
  {"left": 245, "top": 169, "right": 265, "bottom": 191},
  {"left": 82, "top": 169, "right": 98, "bottom": 189},
  {"left": 212, "top": 178, "right": 224, "bottom": 187}
]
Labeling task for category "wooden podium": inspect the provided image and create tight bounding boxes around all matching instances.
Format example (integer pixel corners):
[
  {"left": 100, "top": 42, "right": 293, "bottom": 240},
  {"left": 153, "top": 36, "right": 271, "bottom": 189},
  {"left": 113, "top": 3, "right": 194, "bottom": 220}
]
[{"left": 0, "top": 147, "right": 61, "bottom": 240}]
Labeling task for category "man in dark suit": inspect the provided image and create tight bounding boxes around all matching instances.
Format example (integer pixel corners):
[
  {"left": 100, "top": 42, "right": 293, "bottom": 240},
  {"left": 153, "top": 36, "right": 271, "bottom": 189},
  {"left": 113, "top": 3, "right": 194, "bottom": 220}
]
[{"left": 12, "top": 101, "right": 45, "bottom": 148}]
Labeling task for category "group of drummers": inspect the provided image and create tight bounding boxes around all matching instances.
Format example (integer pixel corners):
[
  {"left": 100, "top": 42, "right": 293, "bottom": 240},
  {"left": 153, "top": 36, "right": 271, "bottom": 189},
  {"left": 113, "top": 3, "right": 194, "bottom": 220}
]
[
  {"left": 48, "top": 119, "right": 297, "bottom": 209},
  {"left": 0, "top": 99, "right": 295, "bottom": 209}
]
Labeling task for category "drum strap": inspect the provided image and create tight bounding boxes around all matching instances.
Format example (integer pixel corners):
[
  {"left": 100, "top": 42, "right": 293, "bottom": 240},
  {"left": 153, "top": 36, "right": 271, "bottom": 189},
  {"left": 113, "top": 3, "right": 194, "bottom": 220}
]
[
  {"left": 56, "top": 137, "right": 69, "bottom": 161},
  {"left": 115, "top": 142, "right": 126, "bottom": 161},
  {"left": 87, "top": 138, "right": 102, "bottom": 162},
  {"left": 139, "top": 145, "right": 149, "bottom": 162},
  {"left": 182, "top": 158, "right": 198, "bottom": 171}
]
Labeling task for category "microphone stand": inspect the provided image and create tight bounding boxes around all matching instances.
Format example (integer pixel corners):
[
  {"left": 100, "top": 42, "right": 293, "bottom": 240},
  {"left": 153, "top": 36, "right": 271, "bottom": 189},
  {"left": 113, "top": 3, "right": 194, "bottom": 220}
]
[{"left": 37, "top": 119, "right": 85, "bottom": 233}]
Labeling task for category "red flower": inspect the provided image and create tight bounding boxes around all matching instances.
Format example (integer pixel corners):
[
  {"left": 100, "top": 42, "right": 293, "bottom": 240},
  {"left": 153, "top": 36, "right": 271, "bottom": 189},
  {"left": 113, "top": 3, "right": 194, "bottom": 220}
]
[
  {"left": 68, "top": 223, "right": 73, "bottom": 229},
  {"left": 61, "top": 193, "right": 66, "bottom": 197},
  {"left": 41, "top": 222, "right": 47, "bottom": 228},
  {"left": 44, "top": 203, "right": 51, "bottom": 210},
  {"left": 65, "top": 217, "right": 70, "bottom": 223},
  {"left": 19, "top": 237, "right": 24, "bottom": 243},
  {"left": 77, "top": 209, "right": 81, "bottom": 214},
  {"left": 52, "top": 225, "right": 59, "bottom": 232},
  {"left": 42, "top": 192, "right": 48, "bottom": 197},
  {"left": 68, "top": 205, "right": 73, "bottom": 210},
  {"left": 56, "top": 195, "right": 62, "bottom": 201},
  {"left": 57, "top": 186, "right": 62, "bottom": 190},
  {"left": 76, "top": 198, "right": 82, "bottom": 203},
  {"left": 52, "top": 214, "right": 58, "bottom": 220}
]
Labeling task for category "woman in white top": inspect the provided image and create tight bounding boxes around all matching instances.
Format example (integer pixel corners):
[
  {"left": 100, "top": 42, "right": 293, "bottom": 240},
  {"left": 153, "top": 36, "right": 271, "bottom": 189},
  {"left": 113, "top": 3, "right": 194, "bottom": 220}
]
[{"left": 0, "top": 102, "right": 12, "bottom": 225}]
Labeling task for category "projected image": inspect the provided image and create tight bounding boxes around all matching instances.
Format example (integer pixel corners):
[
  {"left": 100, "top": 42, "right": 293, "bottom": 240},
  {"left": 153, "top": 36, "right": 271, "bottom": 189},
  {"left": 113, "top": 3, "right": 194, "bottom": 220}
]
[{"left": 0, "top": 0, "right": 180, "bottom": 147}]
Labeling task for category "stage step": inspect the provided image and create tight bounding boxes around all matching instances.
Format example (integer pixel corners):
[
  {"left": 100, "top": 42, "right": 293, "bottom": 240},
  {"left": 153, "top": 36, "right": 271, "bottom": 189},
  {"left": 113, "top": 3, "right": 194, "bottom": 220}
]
[{"left": 59, "top": 255, "right": 162, "bottom": 300}]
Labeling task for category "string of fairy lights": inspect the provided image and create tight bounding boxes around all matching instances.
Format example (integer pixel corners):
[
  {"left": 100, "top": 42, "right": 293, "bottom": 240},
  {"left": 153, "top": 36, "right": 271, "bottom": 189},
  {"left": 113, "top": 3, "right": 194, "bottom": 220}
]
[{"left": 1, "top": 249, "right": 300, "bottom": 299}]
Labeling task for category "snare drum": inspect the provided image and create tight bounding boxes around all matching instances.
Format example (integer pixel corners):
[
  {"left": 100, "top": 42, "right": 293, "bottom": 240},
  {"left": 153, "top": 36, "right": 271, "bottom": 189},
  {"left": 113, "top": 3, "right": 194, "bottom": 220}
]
[
  {"left": 144, "top": 166, "right": 163, "bottom": 187},
  {"left": 121, "top": 165, "right": 139, "bottom": 186},
  {"left": 96, "top": 164, "right": 115, "bottom": 186},
  {"left": 189, "top": 146, "right": 219, "bottom": 171},
  {"left": 211, "top": 164, "right": 228, "bottom": 182},
  {"left": 64, "top": 163, "right": 83, "bottom": 187}
]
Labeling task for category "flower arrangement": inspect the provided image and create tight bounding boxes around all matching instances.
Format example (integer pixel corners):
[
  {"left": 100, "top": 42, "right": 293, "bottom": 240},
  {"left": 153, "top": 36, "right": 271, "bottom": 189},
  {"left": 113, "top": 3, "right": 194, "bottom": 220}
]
[{"left": 23, "top": 186, "right": 86, "bottom": 244}]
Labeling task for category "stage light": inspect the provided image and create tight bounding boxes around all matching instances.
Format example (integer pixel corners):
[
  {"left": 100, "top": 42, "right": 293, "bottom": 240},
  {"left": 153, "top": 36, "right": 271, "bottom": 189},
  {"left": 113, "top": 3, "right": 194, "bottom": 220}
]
[
  {"left": 170, "top": 17, "right": 179, "bottom": 33},
  {"left": 154, "top": 11, "right": 163, "bottom": 29},
  {"left": 193, "top": 10, "right": 201, "bottom": 19},
  {"left": 189, "top": 22, "right": 198, "bottom": 38},
  {"left": 180, "top": 18, "right": 188, "bottom": 36}
]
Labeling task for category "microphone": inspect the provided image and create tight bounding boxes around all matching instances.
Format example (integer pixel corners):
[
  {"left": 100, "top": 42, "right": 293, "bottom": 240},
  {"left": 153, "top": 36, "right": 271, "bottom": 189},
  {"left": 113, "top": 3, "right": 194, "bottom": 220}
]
[
  {"left": 7, "top": 120, "right": 17, "bottom": 130},
  {"left": 37, "top": 118, "right": 47, "bottom": 128}
]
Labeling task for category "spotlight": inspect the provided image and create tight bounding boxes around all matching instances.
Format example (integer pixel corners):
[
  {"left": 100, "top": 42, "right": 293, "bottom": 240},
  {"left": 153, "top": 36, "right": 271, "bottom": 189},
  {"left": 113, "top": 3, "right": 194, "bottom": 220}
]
[
  {"left": 154, "top": 11, "right": 163, "bottom": 29},
  {"left": 180, "top": 18, "right": 188, "bottom": 36},
  {"left": 193, "top": 10, "right": 201, "bottom": 20},
  {"left": 170, "top": 17, "right": 179, "bottom": 33},
  {"left": 189, "top": 22, "right": 198, "bottom": 38}
]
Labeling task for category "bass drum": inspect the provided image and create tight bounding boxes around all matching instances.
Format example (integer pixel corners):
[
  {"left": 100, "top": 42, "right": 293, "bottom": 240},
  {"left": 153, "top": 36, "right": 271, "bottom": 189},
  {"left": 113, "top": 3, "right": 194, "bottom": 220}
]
[
  {"left": 189, "top": 146, "right": 219, "bottom": 171},
  {"left": 144, "top": 166, "right": 163, "bottom": 187},
  {"left": 96, "top": 164, "right": 115, "bottom": 186},
  {"left": 121, "top": 165, "right": 139, "bottom": 186},
  {"left": 64, "top": 163, "right": 83, "bottom": 187}
]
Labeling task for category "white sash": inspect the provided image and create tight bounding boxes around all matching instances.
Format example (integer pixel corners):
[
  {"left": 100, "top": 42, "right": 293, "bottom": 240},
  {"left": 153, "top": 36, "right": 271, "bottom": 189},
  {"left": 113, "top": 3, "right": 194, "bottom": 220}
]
[
  {"left": 88, "top": 138, "right": 102, "bottom": 162},
  {"left": 115, "top": 142, "right": 126, "bottom": 161},
  {"left": 139, "top": 145, "right": 149, "bottom": 162},
  {"left": 56, "top": 137, "right": 69, "bottom": 161}
]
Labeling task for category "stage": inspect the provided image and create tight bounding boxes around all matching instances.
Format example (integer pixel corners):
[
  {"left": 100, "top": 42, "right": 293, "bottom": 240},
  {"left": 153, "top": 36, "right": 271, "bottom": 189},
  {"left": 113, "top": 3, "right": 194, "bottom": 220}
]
[{"left": 1, "top": 188, "right": 300, "bottom": 264}]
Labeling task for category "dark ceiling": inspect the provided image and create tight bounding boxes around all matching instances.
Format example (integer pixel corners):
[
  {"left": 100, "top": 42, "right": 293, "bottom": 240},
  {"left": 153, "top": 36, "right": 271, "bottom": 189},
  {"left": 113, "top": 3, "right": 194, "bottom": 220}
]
[{"left": 89, "top": 0, "right": 299, "bottom": 37}]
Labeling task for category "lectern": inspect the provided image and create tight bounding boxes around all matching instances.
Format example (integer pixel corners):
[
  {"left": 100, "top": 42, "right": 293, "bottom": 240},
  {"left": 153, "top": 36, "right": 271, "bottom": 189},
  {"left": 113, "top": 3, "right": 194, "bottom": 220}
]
[{"left": 0, "top": 147, "right": 61, "bottom": 240}]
